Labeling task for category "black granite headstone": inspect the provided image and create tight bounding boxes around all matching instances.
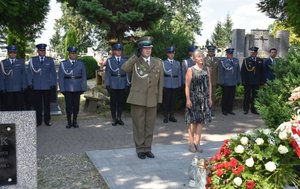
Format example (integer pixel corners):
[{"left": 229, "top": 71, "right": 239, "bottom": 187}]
[{"left": 0, "top": 124, "right": 17, "bottom": 186}]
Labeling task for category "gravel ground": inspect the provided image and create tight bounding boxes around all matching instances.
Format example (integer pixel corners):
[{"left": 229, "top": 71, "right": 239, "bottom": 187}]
[{"left": 38, "top": 153, "right": 109, "bottom": 189}]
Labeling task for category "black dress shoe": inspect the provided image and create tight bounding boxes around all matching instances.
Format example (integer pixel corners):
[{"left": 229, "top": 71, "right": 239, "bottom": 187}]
[
  {"left": 66, "top": 124, "right": 72, "bottom": 129},
  {"left": 169, "top": 117, "right": 177, "bottom": 122},
  {"left": 251, "top": 110, "right": 259, "bottom": 115},
  {"left": 144, "top": 151, "right": 155, "bottom": 158},
  {"left": 45, "top": 122, "right": 52, "bottom": 126},
  {"left": 112, "top": 120, "right": 117, "bottom": 126},
  {"left": 244, "top": 111, "right": 248, "bottom": 114},
  {"left": 228, "top": 112, "right": 235, "bottom": 115},
  {"left": 73, "top": 122, "right": 79, "bottom": 128},
  {"left": 163, "top": 118, "right": 168, "bottom": 123},
  {"left": 222, "top": 112, "right": 227, "bottom": 116},
  {"left": 37, "top": 123, "right": 41, "bottom": 127},
  {"left": 137, "top": 152, "right": 146, "bottom": 159},
  {"left": 117, "top": 119, "right": 124, "bottom": 125}
]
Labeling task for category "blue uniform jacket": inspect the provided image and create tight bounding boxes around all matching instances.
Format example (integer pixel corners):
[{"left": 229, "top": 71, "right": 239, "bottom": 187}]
[
  {"left": 58, "top": 60, "right": 87, "bottom": 92},
  {"left": 181, "top": 57, "right": 195, "bottom": 85},
  {"left": 219, "top": 58, "right": 241, "bottom": 86},
  {"left": 105, "top": 56, "right": 129, "bottom": 89},
  {"left": 27, "top": 56, "right": 57, "bottom": 90},
  {"left": 163, "top": 59, "right": 182, "bottom": 89},
  {"left": 264, "top": 58, "right": 275, "bottom": 82},
  {"left": 1, "top": 58, "right": 26, "bottom": 92},
  {"left": 0, "top": 67, "right": 4, "bottom": 91}
]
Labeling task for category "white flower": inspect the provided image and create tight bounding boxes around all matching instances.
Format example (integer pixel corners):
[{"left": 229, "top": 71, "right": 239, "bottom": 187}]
[
  {"left": 265, "top": 161, "right": 277, "bottom": 172},
  {"left": 233, "top": 177, "right": 243, "bottom": 186},
  {"left": 240, "top": 137, "right": 249, "bottom": 145},
  {"left": 263, "top": 129, "right": 272, "bottom": 135},
  {"left": 234, "top": 145, "right": 244, "bottom": 154},
  {"left": 278, "top": 145, "right": 289, "bottom": 154},
  {"left": 245, "top": 130, "right": 254, "bottom": 135},
  {"left": 245, "top": 157, "right": 254, "bottom": 167},
  {"left": 231, "top": 134, "right": 238, "bottom": 140},
  {"left": 255, "top": 138, "right": 264, "bottom": 145},
  {"left": 279, "top": 131, "right": 288, "bottom": 140}
]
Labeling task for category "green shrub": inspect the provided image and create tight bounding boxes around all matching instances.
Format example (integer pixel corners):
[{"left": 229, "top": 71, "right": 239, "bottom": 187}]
[
  {"left": 78, "top": 56, "right": 98, "bottom": 79},
  {"left": 256, "top": 46, "right": 300, "bottom": 129}
]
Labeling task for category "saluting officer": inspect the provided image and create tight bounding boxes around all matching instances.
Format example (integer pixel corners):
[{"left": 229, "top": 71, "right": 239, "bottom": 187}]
[
  {"left": 122, "top": 36, "right": 164, "bottom": 159},
  {"left": 1, "top": 45, "right": 26, "bottom": 111},
  {"left": 27, "top": 43, "right": 57, "bottom": 126},
  {"left": 58, "top": 46, "right": 87, "bottom": 128},
  {"left": 182, "top": 46, "right": 197, "bottom": 85},
  {"left": 204, "top": 45, "right": 219, "bottom": 115},
  {"left": 219, "top": 48, "right": 240, "bottom": 115},
  {"left": 105, "top": 43, "right": 129, "bottom": 126},
  {"left": 241, "top": 47, "right": 265, "bottom": 115},
  {"left": 162, "top": 46, "right": 181, "bottom": 123}
]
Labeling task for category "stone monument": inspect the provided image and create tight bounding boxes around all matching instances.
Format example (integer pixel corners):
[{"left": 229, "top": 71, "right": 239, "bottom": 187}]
[{"left": 0, "top": 111, "right": 37, "bottom": 189}]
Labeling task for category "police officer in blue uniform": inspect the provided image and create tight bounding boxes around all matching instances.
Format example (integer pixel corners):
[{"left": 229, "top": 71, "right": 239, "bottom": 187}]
[
  {"left": 182, "top": 46, "right": 197, "bottom": 85},
  {"left": 105, "top": 43, "right": 129, "bottom": 126},
  {"left": 1, "top": 45, "right": 26, "bottom": 111},
  {"left": 219, "top": 48, "right": 240, "bottom": 115},
  {"left": 58, "top": 46, "right": 87, "bottom": 128},
  {"left": 162, "top": 46, "right": 182, "bottom": 123},
  {"left": 241, "top": 47, "right": 265, "bottom": 114},
  {"left": 27, "top": 43, "right": 57, "bottom": 126}
]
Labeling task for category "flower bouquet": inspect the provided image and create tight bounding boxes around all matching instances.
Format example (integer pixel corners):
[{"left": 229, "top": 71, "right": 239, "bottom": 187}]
[{"left": 207, "top": 128, "right": 300, "bottom": 189}]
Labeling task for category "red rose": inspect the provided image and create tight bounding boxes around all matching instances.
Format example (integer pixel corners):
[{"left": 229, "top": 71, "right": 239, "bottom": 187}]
[
  {"left": 238, "top": 165, "right": 245, "bottom": 172},
  {"left": 229, "top": 158, "right": 238, "bottom": 167},
  {"left": 216, "top": 169, "right": 224, "bottom": 177},
  {"left": 223, "top": 148, "right": 231, "bottom": 157},
  {"left": 224, "top": 139, "right": 229, "bottom": 144},
  {"left": 215, "top": 152, "right": 222, "bottom": 161},
  {"left": 207, "top": 176, "right": 212, "bottom": 184},
  {"left": 211, "top": 166, "right": 216, "bottom": 171},
  {"left": 246, "top": 180, "right": 256, "bottom": 189},
  {"left": 222, "top": 161, "right": 230, "bottom": 170},
  {"left": 210, "top": 157, "right": 215, "bottom": 162},
  {"left": 232, "top": 167, "right": 241, "bottom": 175},
  {"left": 216, "top": 163, "right": 223, "bottom": 169}
]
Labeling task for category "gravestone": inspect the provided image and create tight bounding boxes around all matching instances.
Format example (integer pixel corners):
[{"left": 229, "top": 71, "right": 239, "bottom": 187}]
[
  {"left": 0, "top": 111, "right": 37, "bottom": 189},
  {"left": 231, "top": 29, "right": 245, "bottom": 58}
]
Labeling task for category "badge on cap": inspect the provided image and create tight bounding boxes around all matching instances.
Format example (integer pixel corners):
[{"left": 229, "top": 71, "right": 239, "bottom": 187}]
[
  {"left": 112, "top": 43, "right": 123, "bottom": 50},
  {"left": 206, "top": 45, "right": 216, "bottom": 52},
  {"left": 36, "top": 43, "right": 47, "bottom": 50},
  {"left": 166, "top": 46, "right": 176, "bottom": 53},
  {"left": 67, "top": 46, "right": 77, "bottom": 53},
  {"left": 188, "top": 46, "right": 198, "bottom": 52},
  {"left": 7, "top": 45, "right": 17, "bottom": 52},
  {"left": 137, "top": 36, "right": 153, "bottom": 48},
  {"left": 225, "top": 48, "right": 235, "bottom": 54}
]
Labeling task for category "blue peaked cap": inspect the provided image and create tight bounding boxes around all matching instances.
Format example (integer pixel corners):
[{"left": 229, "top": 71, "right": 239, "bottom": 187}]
[
  {"left": 112, "top": 43, "right": 123, "bottom": 50},
  {"left": 7, "top": 45, "right": 17, "bottom": 52},
  {"left": 36, "top": 43, "right": 47, "bottom": 50},
  {"left": 67, "top": 46, "right": 77, "bottom": 53},
  {"left": 166, "top": 46, "right": 176, "bottom": 53},
  {"left": 188, "top": 46, "right": 197, "bottom": 52},
  {"left": 225, "top": 48, "right": 235, "bottom": 54}
]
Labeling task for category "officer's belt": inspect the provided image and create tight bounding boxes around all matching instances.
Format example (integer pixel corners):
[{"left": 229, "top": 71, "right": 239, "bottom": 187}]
[
  {"left": 164, "top": 74, "right": 178, "bottom": 78},
  {"left": 64, "top": 76, "right": 82, "bottom": 79},
  {"left": 111, "top": 73, "right": 126, "bottom": 77}
]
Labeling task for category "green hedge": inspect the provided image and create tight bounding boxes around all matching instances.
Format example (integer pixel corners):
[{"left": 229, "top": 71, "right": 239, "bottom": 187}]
[
  {"left": 256, "top": 46, "right": 300, "bottom": 129},
  {"left": 78, "top": 56, "right": 98, "bottom": 80}
]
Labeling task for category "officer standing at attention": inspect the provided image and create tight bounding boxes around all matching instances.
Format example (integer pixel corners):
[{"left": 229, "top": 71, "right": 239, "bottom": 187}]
[
  {"left": 241, "top": 47, "right": 265, "bottom": 115},
  {"left": 1, "top": 45, "right": 26, "bottom": 111},
  {"left": 204, "top": 45, "right": 219, "bottom": 116},
  {"left": 182, "top": 46, "right": 197, "bottom": 85},
  {"left": 105, "top": 43, "right": 129, "bottom": 126},
  {"left": 162, "top": 46, "right": 181, "bottom": 123},
  {"left": 219, "top": 48, "right": 240, "bottom": 115},
  {"left": 58, "top": 46, "right": 87, "bottom": 128},
  {"left": 122, "top": 36, "right": 164, "bottom": 159},
  {"left": 264, "top": 48, "right": 277, "bottom": 82},
  {"left": 27, "top": 43, "right": 57, "bottom": 126}
]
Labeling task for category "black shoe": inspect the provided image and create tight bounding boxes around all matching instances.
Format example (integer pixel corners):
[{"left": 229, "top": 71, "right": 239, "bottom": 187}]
[
  {"left": 211, "top": 114, "right": 215, "bottom": 117},
  {"left": 45, "top": 122, "right": 52, "bottom": 126},
  {"left": 228, "top": 112, "right": 235, "bottom": 115},
  {"left": 169, "top": 117, "right": 177, "bottom": 122},
  {"left": 66, "top": 124, "right": 72, "bottom": 129},
  {"left": 144, "top": 151, "right": 155, "bottom": 158},
  {"left": 222, "top": 112, "right": 227, "bottom": 116},
  {"left": 112, "top": 119, "right": 117, "bottom": 126},
  {"left": 73, "top": 122, "right": 79, "bottom": 128},
  {"left": 251, "top": 110, "right": 259, "bottom": 115},
  {"left": 37, "top": 123, "right": 41, "bottom": 127},
  {"left": 244, "top": 111, "right": 248, "bottom": 114},
  {"left": 137, "top": 152, "right": 146, "bottom": 159},
  {"left": 163, "top": 118, "right": 168, "bottom": 123},
  {"left": 117, "top": 119, "right": 124, "bottom": 125}
]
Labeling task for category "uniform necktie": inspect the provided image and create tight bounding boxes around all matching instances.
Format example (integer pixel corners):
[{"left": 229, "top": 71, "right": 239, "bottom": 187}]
[
  {"left": 11, "top": 59, "right": 15, "bottom": 65},
  {"left": 146, "top": 60, "right": 149, "bottom": 66},
  {"left": 40, "top": 57, "right": 44, "bottom": 64},
  {"left": 117, "top": 57, "right": 120, "bottom": 64},
  {"left": 170, "top": 60, "right": 173, "bottom": 65}
]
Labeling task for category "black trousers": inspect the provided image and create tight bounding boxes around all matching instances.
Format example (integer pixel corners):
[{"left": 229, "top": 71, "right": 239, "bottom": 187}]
[
  {"left": 243, "top": 85, "right": 259, "bottom": 112},
  {"left": 64, "top": 92, "right": 81, "bottom": 117},
  {"left": 163, "top": 88, "right": 178, "bottom": 118},
  {"left": 108, "top": 89, "right": 127, "bottom": 120},
  {"left": 32, "top": 90, "right": 51, "bottom": 125},
  {"left": 221, "top": 85, "right": 236, "bottom": 113},
  {"left": 3, "top": 91, "right": 24, "bottom": 111}
]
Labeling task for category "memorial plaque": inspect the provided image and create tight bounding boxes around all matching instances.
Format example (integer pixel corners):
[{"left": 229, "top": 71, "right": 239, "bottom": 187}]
[{"left": 0, "top": 124, "right": 17, "bottom": 186}]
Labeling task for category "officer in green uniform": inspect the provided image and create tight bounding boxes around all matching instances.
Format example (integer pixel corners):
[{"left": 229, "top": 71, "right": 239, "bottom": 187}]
[
  {"left": 122, "top": 36, "right": 164, "bottom": 159},
  {"left": 204, "top": 45, "right": 219, "bottom": 116}
]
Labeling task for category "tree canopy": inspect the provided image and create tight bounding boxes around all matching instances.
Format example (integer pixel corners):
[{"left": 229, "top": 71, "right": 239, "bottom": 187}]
[
  {"left": 57, "top": 0, "right": 166, "bottom": 42},
  {"left": 211, "top": 14, "right": 233, "bottom": 49}
]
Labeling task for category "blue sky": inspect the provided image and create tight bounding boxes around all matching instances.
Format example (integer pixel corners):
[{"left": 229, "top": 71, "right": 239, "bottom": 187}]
[{"left": 36, "top": 0, "right": 275, "bottom": 46}]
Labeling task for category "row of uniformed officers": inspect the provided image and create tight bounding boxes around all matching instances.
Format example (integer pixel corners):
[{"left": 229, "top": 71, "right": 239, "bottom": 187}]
[{"left": 0, "top": 44, "right": 87, "bottom": 128}]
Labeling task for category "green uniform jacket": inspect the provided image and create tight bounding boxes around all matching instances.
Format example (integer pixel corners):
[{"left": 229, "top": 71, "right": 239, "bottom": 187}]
[
  {"left": 204, "top": 56, "right": 220, "bottom": 86},
  {"left": 122, "top": 55, "right": 164, "bottom": 107}
]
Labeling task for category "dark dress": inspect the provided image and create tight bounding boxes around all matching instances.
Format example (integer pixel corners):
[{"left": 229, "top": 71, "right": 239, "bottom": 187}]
[{"left": 185, "top": 66, "right": 211, "bottom": 124}]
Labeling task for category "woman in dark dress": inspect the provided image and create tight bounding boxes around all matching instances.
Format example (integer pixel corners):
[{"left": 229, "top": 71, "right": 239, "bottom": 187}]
[{"left": 185, "top": 49, "right": 212, "bottom": 153}]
